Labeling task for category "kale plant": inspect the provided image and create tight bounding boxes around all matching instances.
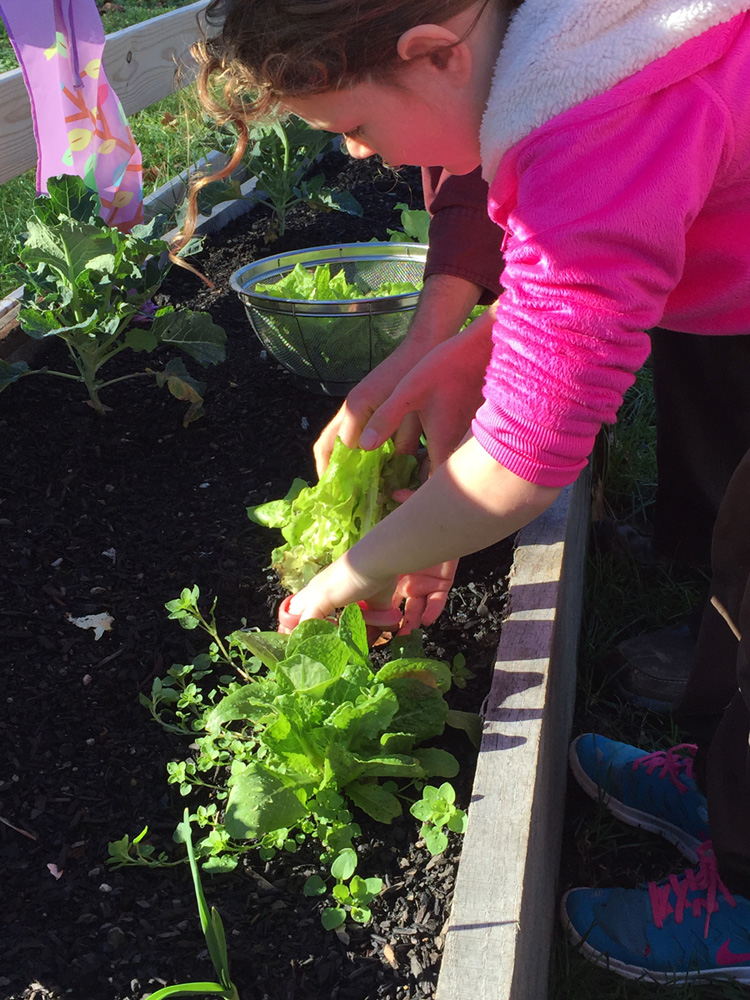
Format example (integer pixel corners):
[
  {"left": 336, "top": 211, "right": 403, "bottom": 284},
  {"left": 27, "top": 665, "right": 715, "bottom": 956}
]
[
  {"left": 247, "top": 117, "right": 362, "bottom": 239},
  {"left": 1, "top": 175, "right": 226, "bottom": 424}
]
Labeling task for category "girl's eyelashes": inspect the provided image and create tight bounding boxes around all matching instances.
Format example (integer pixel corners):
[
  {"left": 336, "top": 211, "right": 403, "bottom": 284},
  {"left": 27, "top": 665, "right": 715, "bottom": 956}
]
[{"left": 343, "top": 126, "right": 363, "bottom": 140}]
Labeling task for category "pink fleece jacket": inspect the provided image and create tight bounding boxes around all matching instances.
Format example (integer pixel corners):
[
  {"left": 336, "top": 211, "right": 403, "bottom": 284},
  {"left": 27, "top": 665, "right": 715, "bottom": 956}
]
[{"left": 472, "top": 10, "right": 750, "bottom": 487}]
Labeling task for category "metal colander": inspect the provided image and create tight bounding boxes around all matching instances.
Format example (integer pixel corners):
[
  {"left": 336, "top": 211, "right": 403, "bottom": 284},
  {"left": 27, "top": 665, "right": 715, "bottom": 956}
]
[{"left": 229, "top": 242, "right": 427, "bottom": 395}]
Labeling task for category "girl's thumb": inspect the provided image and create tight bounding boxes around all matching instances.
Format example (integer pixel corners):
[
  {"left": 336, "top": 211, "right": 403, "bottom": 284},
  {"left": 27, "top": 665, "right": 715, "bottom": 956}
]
[{"left": 359, "top": 391, "right": 414, "bottom": 451}]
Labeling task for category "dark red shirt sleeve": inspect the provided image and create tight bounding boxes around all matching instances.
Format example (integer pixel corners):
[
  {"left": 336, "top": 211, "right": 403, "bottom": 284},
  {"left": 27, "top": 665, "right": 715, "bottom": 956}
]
[{"left": 421, "top": 166, "right": 504, "bottom": 304}]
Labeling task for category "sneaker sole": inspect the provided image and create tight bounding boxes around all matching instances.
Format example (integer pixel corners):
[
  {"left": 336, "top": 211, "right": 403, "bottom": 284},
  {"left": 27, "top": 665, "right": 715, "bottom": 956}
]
[
  {"left": 561, "top": 890, "right": 750, "bottom": 984},
  {"left": 568, "top": 737, "right": 701, "bottom": 863}
]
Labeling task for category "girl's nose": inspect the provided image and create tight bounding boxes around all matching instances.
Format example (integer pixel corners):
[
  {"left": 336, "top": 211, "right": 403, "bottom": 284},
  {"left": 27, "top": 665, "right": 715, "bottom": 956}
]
[{"left": 342, "top": 135, "right": 375, "bottom": 159}]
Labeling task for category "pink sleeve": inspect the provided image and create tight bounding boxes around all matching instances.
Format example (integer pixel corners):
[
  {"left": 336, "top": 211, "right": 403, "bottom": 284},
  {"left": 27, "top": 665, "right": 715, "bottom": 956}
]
[{"left": 472, "top": 79, "right": 728, "bottom": 487}]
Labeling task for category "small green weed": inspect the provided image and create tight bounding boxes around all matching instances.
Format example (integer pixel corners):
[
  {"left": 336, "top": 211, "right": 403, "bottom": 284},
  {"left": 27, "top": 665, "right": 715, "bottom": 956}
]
[{"left": 410, "top": 782, "right": 467, "bottom": 856}]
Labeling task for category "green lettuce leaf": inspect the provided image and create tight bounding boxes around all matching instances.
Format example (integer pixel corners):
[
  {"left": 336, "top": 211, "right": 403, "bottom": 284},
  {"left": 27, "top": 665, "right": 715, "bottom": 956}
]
[
  {"left": 247, "top": 438, "right": 418, "bottom": 593},
  {"left": 255, "top": 262, "right": 420, "bottom": 302}
]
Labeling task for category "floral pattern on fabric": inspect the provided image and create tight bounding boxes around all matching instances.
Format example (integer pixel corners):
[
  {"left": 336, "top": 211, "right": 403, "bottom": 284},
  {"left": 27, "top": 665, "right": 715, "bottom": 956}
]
[{"left": 0, "top": 0, "right": 143, "bottom": 230}]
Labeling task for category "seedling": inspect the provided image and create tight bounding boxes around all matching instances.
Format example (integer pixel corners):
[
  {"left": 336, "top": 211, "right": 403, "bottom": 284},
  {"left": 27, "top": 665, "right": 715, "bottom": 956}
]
[
  {"left": 145, "top": 811, "right": 240, "bottom": 1000},
  {"left": 387, "top": 203, "right": 431, "bottom": 244},
  {"left": 450, "top": 652, "right": 476, "bottom": 690},
  {"left": 410, "top": 782, "right": 468, "bottom": 856},
  {"left": 304, "top": 848, "right": 384, "bottom": 929}
]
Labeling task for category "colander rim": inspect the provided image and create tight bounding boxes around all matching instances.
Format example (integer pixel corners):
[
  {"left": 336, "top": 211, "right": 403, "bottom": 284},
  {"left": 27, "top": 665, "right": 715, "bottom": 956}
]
[{"left": 229, "top": 241, "right": 427, "bottom": 316}]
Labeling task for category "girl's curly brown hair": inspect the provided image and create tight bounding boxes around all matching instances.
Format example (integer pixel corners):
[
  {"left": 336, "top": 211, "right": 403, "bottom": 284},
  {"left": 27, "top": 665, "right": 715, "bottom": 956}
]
[
  {"left": 194, "top": 0, "right": 488, "bottom": 121},
  {"left": 174, "top": 0, "right": 490, "bottom": 264}
]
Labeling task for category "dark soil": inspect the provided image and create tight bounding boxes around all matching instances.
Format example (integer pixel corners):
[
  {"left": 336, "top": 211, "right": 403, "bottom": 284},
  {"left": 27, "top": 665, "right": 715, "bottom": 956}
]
[{"left": 0, "top": 152, "right": 513, "bottom": 1000}]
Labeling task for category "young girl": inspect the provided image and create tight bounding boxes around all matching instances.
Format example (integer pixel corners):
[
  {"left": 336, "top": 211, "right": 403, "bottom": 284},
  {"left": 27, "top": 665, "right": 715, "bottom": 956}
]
[{"left": 192, "top": 0, "right": 750, "bottom": 980}]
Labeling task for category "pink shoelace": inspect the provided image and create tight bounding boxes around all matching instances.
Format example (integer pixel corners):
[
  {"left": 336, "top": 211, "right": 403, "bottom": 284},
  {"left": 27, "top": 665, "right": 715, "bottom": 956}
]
[
  {"left": 648, "top": 841, "right": 736, "bottom": 938},
  {"left": 632, "top": 743, "right": 698, "bottom": 793}
]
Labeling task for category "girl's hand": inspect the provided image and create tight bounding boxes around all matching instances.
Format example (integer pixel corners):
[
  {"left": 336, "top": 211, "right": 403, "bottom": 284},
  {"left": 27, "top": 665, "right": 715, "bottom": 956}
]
[
  {"left": 278, "top": 553, "right": 399, "bottom": 633},
  {"left": 313, "top": 344, "right": 424, "bottom": 479},
  {"left": 313, "top": 275, "right": 488, "bottom": 478},
  {"left": 358, "top": 306, "right": 495, "bottom": 471},
  {"left": 392, "top": 559, "right": 458, "bottom": 635},
  {"left": 278, "top": 560, "right": 457, "bottom": 637}
]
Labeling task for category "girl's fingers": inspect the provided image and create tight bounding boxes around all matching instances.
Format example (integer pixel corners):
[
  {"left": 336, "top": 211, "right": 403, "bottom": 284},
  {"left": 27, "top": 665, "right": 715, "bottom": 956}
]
[
  {"left": 278, "top": 593, "right": 301, "bottom": 633},
  {"left": 398, "top": 594, "right": 428, "bottom": 636},
  {"left": 359, "top": 387, "right": 415, "bottom": 452},
  {"left": 391, "top": 411, "right": 423, "bottom": 459},
  {"left": 357, "top": 600, "right": 401, "bottom": 630},
  {"left": 391, "top": 487, "right": 416, "bottom": 503}
]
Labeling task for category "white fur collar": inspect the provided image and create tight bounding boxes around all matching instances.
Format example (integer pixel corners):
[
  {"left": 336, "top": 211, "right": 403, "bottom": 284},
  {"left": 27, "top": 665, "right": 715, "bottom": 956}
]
[{"left": 480, "top": 0, "right": 749, "bottom": 182}]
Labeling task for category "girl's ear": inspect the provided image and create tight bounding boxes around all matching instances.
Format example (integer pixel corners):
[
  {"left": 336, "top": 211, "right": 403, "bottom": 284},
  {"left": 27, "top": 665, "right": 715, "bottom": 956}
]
[{"left": 397, "top": 23, "right": 467, "bottom": 72}]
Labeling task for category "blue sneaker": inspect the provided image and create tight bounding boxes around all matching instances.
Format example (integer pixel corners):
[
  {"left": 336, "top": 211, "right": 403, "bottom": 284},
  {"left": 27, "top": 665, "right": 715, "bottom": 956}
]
[
  {"left": 561, "top": 842, "right": 750, "bottom": 983},
  {"left": 569, "top": 733, "right": 709, "bottom": 862}
]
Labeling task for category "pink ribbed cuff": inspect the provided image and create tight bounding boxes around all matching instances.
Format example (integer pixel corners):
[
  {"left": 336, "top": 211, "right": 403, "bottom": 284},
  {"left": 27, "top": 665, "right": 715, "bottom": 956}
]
[{"left": 471, "top": 404, "right": 596, "bottom": 488}]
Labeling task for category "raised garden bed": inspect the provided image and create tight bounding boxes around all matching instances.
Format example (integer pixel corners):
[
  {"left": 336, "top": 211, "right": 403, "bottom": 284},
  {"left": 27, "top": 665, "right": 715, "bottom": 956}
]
[{"left": 0, "top": 150, "right": 587, "bottom": 1000}]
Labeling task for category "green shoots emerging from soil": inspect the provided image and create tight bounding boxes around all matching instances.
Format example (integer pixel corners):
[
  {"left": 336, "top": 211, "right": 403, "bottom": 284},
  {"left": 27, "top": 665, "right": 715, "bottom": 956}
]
[
  {"left": 140, "top": 811, "right": 239, "bottom": 1000},
  {"left": 410, "top": 782, "right": 468, "bottom": 856}
]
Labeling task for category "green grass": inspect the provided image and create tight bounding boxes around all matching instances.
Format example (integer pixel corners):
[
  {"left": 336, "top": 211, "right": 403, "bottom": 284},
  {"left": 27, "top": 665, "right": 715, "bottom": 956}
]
[{"left": 550, "top": 368, "right": 720, "bottom": 997}]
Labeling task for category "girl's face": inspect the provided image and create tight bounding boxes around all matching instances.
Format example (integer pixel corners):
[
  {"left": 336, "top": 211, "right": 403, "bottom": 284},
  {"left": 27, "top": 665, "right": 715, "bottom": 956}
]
[
  {"left": 284, "top": 71, "right": 483, "bottom": 175},
  {"left": 283, "top": 3, "right": 507, "bottom": 176}
]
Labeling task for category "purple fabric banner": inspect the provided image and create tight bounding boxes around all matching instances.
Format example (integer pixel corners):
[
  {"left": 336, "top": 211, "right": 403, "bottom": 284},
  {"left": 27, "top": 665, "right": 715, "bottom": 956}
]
[{"left": 0, "top": 0, "right": 144, "bottom": 229}]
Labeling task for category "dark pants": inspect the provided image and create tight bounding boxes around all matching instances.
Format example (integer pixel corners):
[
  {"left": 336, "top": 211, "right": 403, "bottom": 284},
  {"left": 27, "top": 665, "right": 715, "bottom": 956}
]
[
  {"left": 674, "top": 450, "right": 750, "bottom": 896},
  {"left": 651, "top": 328, "right": 750, "bottom": 570}
]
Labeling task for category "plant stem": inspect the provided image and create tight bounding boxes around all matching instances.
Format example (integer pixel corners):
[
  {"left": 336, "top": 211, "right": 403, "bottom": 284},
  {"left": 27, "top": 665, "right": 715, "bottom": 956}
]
[
  {"left": 27, "top": 368, "right": 82, "bottom": 381},
  {"left": 96, "top": 371, "right": 153, "bottom": 389}
]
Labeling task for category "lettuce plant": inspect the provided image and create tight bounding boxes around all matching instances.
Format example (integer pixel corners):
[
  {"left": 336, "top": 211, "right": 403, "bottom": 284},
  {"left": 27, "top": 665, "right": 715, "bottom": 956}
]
[
  {"left": 133, "top": 591, "right": 469, "bottom": 863},
  {"left": 111, "top": 588, "right": 475, "bottom": 930},
  {"left": 1, "top": 174, "right": 226, "bottom": 424},
  {"left": 207, "top": 604, "right": 460, "bottom": 836},
  {"left": 248, "top": 437, "right": 420, "bottom": 592}
]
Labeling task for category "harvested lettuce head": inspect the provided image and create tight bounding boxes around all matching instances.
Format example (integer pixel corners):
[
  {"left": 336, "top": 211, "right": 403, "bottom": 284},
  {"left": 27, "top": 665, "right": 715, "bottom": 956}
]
[
  {"left": 247, "top": 438, "right": 419, "bottom": 593},
  {"left": 254, "top": 262, "right": 420, "bottom": 301}
]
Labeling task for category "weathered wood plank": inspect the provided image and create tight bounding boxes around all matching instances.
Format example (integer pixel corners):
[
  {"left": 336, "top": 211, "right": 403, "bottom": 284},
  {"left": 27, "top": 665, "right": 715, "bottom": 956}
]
[
  {"left": 0, "top": 0, "right": 209, "bottom": 185},
  {"left": 436, "top": 462, "right": 590, "bottom": 1000}
]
